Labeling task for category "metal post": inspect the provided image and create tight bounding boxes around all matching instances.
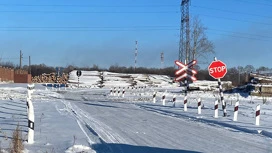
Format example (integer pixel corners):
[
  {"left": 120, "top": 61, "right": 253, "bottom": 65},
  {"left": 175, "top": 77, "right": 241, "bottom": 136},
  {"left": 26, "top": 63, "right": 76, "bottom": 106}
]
[
  {"left": 78, "top": 77, "right": 79, "bottom": 88},
  {"left": 215, "top": 57, "right": 226, "bottom": 117},
  {"left": 218, "top": 78, "right": 226, "bottom": 117}
]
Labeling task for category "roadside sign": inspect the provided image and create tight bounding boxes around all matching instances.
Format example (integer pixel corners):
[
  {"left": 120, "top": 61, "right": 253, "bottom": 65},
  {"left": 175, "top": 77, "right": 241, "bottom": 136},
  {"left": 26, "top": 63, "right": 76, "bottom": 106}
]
[
  {"left": 174, "top": 60, "right": 197, "bottom": 82},
  {"left": 208, "top": 60, "right": 227, "bottom": 79},
  {"left": 76, "top": 70, "right": 82, "bottom": 77}
]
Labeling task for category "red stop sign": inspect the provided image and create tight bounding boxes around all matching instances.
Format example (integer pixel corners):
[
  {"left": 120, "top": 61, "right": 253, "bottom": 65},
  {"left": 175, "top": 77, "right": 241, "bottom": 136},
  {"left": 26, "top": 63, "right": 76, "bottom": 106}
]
[{"left": 208, "top": 60, "right": 227, "bottom": 79}]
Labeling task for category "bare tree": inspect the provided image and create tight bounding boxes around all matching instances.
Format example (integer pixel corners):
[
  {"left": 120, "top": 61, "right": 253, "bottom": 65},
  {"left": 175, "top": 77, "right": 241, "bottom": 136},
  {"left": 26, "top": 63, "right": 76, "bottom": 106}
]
[
  {"left": 244, "top": 65, "right": 255, "bottom": 73},
  {"left": 190, "top": 16, "right": 214, "bottom": 64}
]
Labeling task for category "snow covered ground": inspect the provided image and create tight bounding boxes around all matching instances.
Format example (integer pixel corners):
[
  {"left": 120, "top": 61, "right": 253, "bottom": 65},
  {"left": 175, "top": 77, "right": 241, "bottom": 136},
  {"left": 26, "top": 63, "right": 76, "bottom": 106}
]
[{"left": 0, "top": 72, "right": 272, "bottom": 152}]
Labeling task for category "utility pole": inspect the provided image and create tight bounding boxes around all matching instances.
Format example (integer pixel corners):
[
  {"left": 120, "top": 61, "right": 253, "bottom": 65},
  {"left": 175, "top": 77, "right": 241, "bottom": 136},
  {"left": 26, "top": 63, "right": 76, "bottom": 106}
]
[
  {"left": 179, "top": 0, "right": 190, "bottom": 63},
  {"left": 134, "top": 40, "right": 138, "bottom": 72},
  {"left": 20, "top": 50, "right": 23, "bottom": 69},
  {"left": 161, "top": 52, "right": 164, "bottom": 69},
  {"left": 29, "top": 56, "right": 31, "bottom": 74}
]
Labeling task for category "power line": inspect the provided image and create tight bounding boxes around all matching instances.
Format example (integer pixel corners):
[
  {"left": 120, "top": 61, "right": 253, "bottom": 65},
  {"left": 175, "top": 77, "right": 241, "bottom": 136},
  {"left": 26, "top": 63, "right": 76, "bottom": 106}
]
[
  {"left": 0, "top": 26, "right": 271, "bottom": 41},
  {"left": 191, "top": 5, "right": 272, "bottom": 19},
  {"left": 0, "top": 29, "right": 179, "bottom": 32},
  {"left": 231, "top": 0, "right": 272, "bottom": 7},
  {"left": 192, "top": 13, "right": 272, "bottom": 26},
  {"left": 0, "top": 25, "right": 178, "bottom": 28},
  {"left": 208, "top": 32, "right": 271, "bottom": 42},
  {"left": 0, "top": 10, "right": 179, "bottom": 14},
  {"left": 208, "top": 28, "right": 272, "bottom": 39},
  {"left": 0, "top": 4, "right": 179, "bottom": 8}
]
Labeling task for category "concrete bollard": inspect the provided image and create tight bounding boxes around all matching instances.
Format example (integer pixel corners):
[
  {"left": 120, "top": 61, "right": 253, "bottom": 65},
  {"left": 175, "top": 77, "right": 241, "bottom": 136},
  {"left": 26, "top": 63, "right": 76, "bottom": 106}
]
[
  {"left": 233, "top": 101, "right": 239, "bottom": 121},
  {"left": 256, "top": 105, "right": 260, "bottom": 126},
  {"left": 214, "top": 100, "right": 219, "bottom": 118}
]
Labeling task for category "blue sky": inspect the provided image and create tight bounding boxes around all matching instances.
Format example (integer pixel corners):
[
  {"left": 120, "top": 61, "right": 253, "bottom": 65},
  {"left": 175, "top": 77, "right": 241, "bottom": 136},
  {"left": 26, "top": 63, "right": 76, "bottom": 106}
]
[{"left": 0, "top": 0, "right": 271, "bottom": 69}]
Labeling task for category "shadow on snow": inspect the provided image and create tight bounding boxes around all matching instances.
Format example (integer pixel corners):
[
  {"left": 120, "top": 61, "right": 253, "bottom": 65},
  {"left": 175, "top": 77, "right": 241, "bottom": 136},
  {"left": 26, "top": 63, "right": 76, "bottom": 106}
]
[{"left": 92, "top": 143, "right": 201, "bottom": 153}]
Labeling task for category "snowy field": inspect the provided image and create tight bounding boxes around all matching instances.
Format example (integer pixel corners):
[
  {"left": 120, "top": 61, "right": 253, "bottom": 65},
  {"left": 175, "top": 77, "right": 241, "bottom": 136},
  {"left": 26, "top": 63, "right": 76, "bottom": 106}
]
[{"left": 0, "top": 71, "right": 272, "bottom": 152}]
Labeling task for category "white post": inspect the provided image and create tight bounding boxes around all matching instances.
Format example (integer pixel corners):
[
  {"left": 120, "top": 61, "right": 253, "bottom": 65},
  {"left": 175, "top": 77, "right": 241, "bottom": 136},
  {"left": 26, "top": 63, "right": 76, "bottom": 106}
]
[
  {"left": 173, "top": 95, "right": 176, "bottom": 107},
  {"left": 256, "top": 104, "right": 260, "bottom": 126},
  {"left": 214, "top": 100, "right": 219, "bottom": 118},
  {"left": 197, "top": 98, "right": 201, "bottom": 114},
  {"left": 45, "top": 83, "right": 48, "bottom": 90},
  {"left": 233, "top": 101, "right": 239, "bottom": 121},
  {"left": 122, "top": 89, "right": 125, "bottom": 98},
  {"left": 153, "top": 92, "right": 156, "bottom": 103},
  {"left": 27, "top": 99, "right": 34, "bottom": 144},
  {"left": 162, "top": 93, "right": 166, "bottom": 106},
  {"left": 27, "top": 88, "right": 32, "bottom": 100},
  {"left": 59, "top": 83, "right": 60, "bottom": 90}
]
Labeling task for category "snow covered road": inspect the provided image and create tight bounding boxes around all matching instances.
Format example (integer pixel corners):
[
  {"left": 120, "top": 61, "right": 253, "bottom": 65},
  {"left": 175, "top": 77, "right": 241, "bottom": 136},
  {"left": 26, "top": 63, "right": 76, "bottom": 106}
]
[{"left": 58, "top": 89, "right": 272, "bottom": 153}]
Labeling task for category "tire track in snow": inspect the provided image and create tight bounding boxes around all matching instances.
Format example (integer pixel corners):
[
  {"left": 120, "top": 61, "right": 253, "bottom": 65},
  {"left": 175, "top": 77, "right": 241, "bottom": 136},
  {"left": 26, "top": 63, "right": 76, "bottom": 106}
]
[{"left": 53, "top": 93, "right": 125, "bottom": 153}]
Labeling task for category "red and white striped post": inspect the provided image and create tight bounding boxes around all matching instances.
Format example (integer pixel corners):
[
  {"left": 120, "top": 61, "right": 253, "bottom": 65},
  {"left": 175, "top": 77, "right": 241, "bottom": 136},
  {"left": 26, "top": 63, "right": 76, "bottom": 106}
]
[
  {"left": 122, "top": 89, "right": 125, "bottom": 98},
  {"left": 110, "top": 88, "right": 113, "bottom": 96},
  {"left": 256, "top": 105, "right": 260, "bottom": 126},
  {"left": 214, "top": 100, "right": 219, "bottom": 118},
  {"left": 184, "top": 88, "right": 188, "bottom": 111},
  {"left": 233, "top": 101, "right": 239, "bottom": 121},
  {"left": 113, "top": 87, "right": 116, "bottom": 96},
  {"left": 197, "top": 98, "right": 201, "bottom": 114},
  {"left": 153, "top": 92, "right": 156, "bottom": 103},
  {"left": 162, "top": 93, "right": 166, "bottom": 106},
  {"left": 117, "top": 88, "right": 121, "bottom": 97},
  {"left": 173, "top": 95, "right": 176, "bottom": 107}
]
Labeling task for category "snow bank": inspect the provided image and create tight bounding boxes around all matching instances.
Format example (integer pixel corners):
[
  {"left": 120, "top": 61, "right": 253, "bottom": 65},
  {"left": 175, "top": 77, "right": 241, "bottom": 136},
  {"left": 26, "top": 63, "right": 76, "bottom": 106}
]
[{"left": 65, "top": 145, "right": 96, "bottom": 153}]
